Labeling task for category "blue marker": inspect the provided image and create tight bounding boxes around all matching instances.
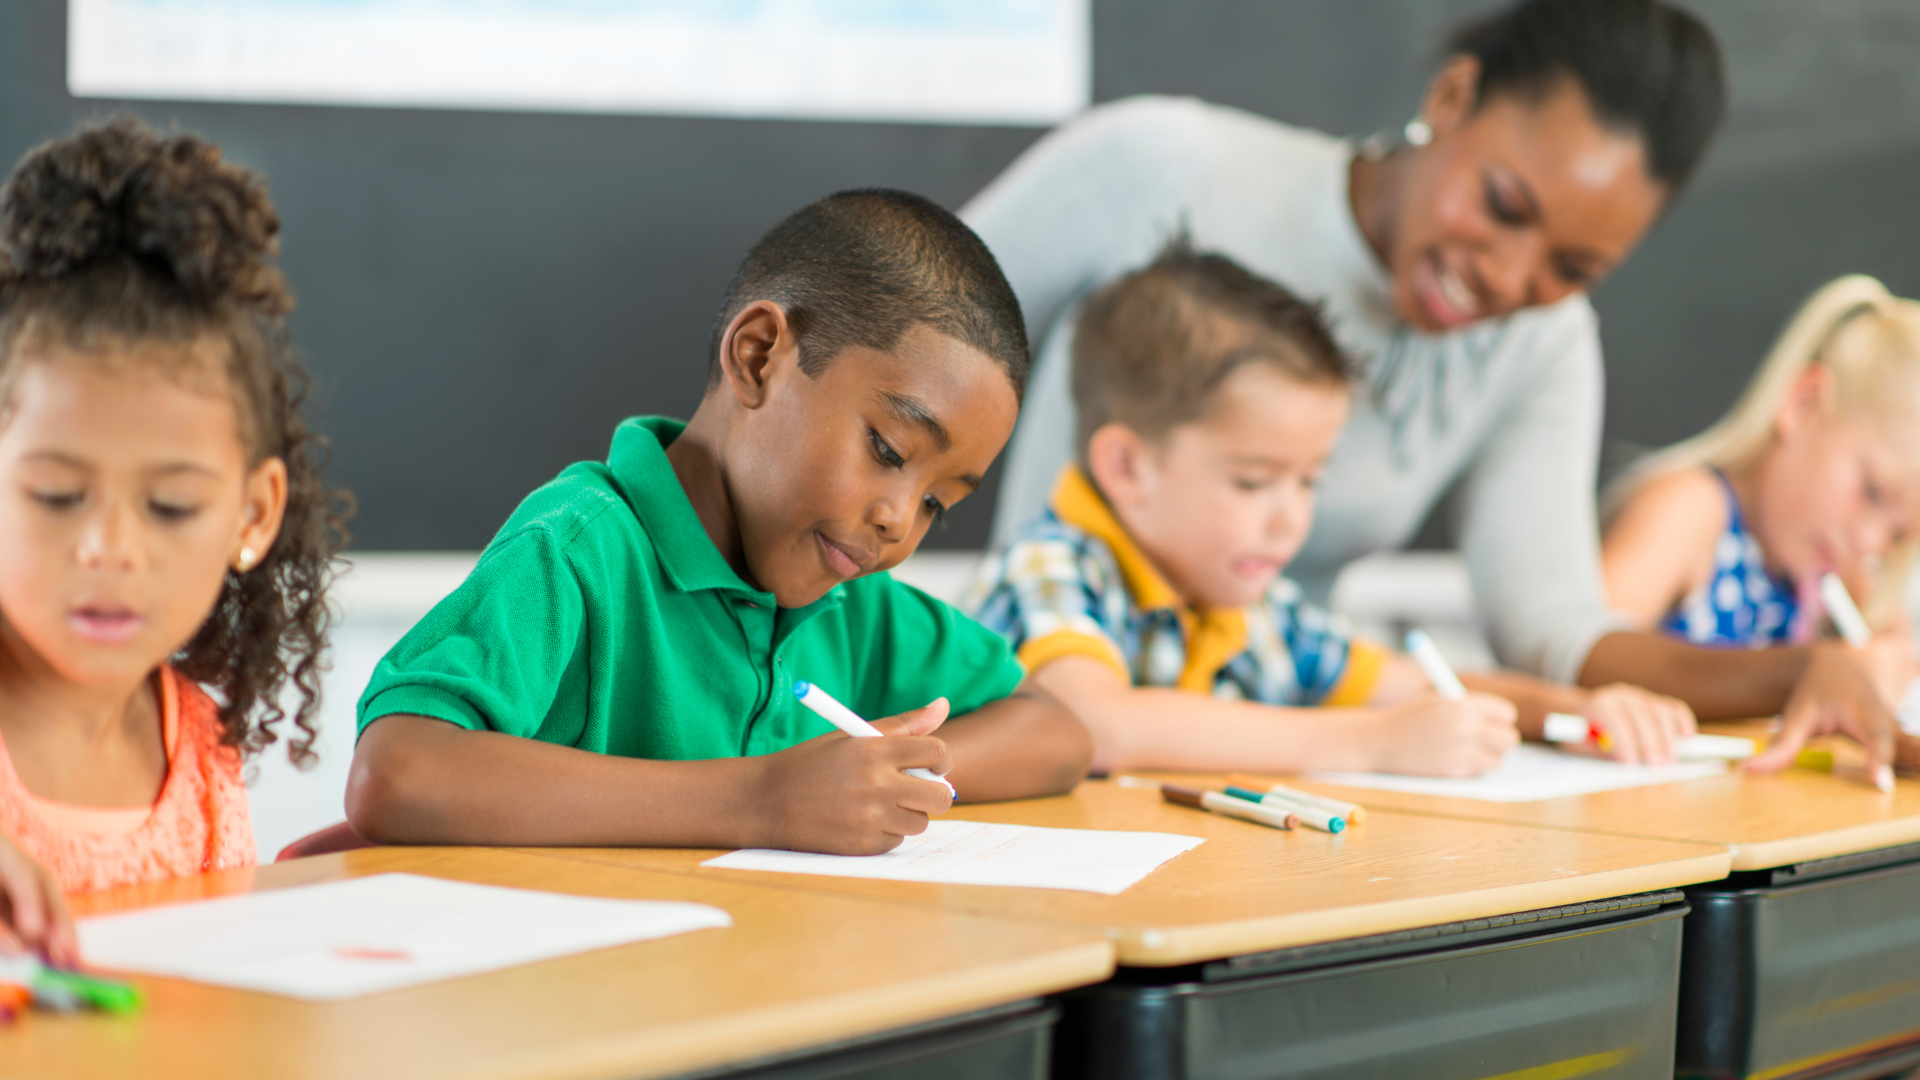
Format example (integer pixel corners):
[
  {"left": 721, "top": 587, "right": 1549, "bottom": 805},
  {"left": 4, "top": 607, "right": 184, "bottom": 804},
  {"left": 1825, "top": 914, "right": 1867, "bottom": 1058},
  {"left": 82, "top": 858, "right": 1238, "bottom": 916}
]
[{"left": 792, "top": 681, "right": 955, "bottom": 797}]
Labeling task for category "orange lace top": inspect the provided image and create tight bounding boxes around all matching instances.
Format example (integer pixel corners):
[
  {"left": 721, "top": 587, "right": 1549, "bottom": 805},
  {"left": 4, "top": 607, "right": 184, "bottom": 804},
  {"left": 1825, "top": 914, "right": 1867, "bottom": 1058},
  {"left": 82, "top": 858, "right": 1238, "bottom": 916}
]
[{"left": 0, "top": 667, "right": 256, "bottom": 894}]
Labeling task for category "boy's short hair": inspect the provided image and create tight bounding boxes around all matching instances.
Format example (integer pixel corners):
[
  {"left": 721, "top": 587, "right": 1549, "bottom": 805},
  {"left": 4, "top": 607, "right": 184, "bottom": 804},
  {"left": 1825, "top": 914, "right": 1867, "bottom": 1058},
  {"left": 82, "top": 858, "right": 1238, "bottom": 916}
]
[
  {"left": 1072, "top": 238, "right": 1353, "bottom": 464},
  {"left": 709, "top": 189, "right": 1029, "bottom": 398}
]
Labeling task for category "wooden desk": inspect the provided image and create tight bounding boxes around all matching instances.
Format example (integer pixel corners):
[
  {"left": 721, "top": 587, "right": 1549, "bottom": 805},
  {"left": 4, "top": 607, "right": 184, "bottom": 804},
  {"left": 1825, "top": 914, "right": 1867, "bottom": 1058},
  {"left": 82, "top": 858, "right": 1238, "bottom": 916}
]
[
  {"left": 1246, "top": 722, "right": 1920, "bottom": 870},
  {"left": 1228, "top": 730, "right": 1920, "bottom": 1080},
  {"left": 534, "top": 778, "right": 1730, "bottom": 967},
  {"left": 2, "top": 846, "right": 1113, "bottom": 1080}
]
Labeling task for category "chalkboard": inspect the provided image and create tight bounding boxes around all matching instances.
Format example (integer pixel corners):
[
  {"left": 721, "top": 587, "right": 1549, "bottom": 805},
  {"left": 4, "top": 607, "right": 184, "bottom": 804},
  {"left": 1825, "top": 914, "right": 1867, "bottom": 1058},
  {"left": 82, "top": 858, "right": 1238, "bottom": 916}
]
[{"left": 3, "top": 0, "right": 1916, "bottom": 551}]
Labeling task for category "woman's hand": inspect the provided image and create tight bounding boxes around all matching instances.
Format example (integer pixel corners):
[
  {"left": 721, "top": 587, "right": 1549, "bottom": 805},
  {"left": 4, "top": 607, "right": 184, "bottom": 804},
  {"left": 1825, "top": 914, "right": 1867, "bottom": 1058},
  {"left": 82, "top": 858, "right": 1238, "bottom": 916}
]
[
  {"left": 0, "top": 834, "right": 74, "bottom": 968},
  {"left": 1574, "top": 684, "right": 1697, "bottom": 765}
]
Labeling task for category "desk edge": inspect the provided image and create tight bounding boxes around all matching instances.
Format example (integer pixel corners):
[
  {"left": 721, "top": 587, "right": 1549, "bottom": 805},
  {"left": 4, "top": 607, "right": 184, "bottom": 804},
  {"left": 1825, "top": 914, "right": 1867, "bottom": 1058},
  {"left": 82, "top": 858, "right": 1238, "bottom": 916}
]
[{"left": 1110, "top": 850, "right": 1732, "bottom": 966}]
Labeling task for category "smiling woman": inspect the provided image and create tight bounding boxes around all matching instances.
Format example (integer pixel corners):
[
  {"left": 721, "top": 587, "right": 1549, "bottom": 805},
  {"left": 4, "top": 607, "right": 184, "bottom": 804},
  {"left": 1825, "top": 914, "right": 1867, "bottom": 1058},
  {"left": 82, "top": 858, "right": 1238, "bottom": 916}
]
[{"left": 971, "top": 0, "right": 1723, "bottom": 689}]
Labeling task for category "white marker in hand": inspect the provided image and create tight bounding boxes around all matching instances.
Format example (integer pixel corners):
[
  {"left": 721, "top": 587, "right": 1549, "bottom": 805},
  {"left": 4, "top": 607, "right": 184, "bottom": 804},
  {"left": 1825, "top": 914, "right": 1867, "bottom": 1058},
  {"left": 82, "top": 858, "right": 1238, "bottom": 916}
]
[
  {"left": 792, "top": 681, "right": 956, "bottom": 797},
  {"left": 1404, "top": 629, "right": 1467, "bottom": 700},
  {"left": 1820, "top": 572, "right": 1872, "bottom": 648}
]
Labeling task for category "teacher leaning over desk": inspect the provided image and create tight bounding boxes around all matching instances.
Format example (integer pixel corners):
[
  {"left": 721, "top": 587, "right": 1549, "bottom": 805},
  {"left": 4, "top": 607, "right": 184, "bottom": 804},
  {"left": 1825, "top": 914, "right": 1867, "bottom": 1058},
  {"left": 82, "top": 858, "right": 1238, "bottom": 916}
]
[{"left": 967, "top": 0, "right": 1904, "bottom": 785}]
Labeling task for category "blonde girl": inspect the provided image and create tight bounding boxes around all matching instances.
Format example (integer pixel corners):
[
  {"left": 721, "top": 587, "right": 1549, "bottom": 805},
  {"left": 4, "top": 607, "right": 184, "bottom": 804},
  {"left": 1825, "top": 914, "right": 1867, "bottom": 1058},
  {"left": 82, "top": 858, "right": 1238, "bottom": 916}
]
[
  {"left": 0, "top": 118, "right": 346, "bottom": 960},
  {"left": 1604, "top": 275, "right": 1920, "bottom": 781}
]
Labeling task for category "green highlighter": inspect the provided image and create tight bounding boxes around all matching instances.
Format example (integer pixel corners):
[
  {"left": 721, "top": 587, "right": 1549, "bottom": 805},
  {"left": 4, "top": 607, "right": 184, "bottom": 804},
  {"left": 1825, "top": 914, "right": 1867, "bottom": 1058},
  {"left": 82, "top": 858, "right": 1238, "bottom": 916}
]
[
  {"left": 0, "top": 955, "right": 143, "bottom": 1015},
  {"left": 33, "top": 968, "right": 143, "bottom": 1015}
]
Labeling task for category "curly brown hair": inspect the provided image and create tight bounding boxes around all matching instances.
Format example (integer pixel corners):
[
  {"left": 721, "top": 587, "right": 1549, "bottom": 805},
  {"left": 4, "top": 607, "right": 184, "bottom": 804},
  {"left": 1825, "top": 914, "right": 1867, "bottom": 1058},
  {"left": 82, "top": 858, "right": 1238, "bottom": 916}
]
[{"left": 0, "top": 116, "right": 349, "bottom": 766}]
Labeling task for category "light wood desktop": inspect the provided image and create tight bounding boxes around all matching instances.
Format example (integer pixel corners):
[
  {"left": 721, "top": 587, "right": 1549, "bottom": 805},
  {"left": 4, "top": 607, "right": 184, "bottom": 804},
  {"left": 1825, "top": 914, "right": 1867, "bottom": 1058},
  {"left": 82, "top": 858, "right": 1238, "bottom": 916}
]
[
  {"left": 6, "top": 846, "right": 1114, "bottom": 1080},
  {"left": 535, "top": 778, "right": 1732, "bottom": 967},
  {"left": 1253, "top": 722, "right": 1920, "bottom": 870}
]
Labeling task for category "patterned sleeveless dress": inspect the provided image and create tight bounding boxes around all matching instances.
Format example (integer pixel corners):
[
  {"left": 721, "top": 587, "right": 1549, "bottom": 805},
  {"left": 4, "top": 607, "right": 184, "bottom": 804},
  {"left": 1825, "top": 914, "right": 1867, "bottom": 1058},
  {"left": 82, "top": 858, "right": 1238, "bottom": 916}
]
[{"left": 1659, "top": 471, "right": 1805, "bottom": 648}]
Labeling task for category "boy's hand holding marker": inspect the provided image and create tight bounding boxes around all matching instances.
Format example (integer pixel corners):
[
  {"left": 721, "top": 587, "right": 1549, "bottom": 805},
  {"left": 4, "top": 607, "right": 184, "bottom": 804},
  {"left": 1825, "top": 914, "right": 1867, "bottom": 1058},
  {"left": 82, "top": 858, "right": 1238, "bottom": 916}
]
[
  {"left": 764, "top": 685, "right": 954, "bottom": 856},
  {"left": 792, "top": 682, "right": 955, "bottom": 796},
  {"left": 1397, "top": 630, "right": 1520, "bottom": 776}
]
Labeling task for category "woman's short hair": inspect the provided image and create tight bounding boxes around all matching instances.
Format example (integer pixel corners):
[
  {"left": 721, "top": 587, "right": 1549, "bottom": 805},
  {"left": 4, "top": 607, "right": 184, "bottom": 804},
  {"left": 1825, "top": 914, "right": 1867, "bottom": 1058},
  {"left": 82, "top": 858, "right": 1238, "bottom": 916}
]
[{"left": 1449, "top": 0, "right": 1727, "bottom": 193}]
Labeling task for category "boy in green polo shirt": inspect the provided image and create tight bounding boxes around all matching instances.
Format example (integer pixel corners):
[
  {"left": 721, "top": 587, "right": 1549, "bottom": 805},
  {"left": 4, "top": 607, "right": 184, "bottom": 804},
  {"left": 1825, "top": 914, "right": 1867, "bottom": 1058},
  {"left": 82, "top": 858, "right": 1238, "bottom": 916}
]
[{"left": 348, "top": 190, "right": 1092, "bottom": 855}]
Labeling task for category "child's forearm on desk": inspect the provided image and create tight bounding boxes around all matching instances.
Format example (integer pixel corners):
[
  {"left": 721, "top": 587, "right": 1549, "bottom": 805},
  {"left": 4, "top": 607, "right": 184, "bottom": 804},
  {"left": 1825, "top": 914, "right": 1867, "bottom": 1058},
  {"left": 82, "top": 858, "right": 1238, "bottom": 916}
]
[
  {"left": 347, "top": 715, "right": 767, "bottom": 848},
  {"left": 1030, "top": 655, "right": 1389, "bottom": 774}
]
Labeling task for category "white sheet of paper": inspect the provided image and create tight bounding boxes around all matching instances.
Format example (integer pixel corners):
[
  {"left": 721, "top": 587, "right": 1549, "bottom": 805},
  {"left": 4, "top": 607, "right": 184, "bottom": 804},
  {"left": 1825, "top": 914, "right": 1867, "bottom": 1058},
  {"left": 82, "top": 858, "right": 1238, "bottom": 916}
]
[
  {"left": 702, "top": 820, "right": 1203, "bottom": 895},
  {"left": 77, "top": 873, "right": 731, "bottom": 1001},
  {"left": 1305, "top": 743, "right": 1728, "bottom": 803}
]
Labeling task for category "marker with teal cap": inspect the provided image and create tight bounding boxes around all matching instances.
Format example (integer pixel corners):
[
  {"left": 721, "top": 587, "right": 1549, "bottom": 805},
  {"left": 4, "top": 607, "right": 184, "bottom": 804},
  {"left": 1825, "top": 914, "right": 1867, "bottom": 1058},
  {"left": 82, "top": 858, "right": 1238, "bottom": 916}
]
[
  {"left": 792, "top": 680, "right": 956, "bottom": 798},
  {"left": 1224, "top": 786, "right": 1345, "bottom": 833}
]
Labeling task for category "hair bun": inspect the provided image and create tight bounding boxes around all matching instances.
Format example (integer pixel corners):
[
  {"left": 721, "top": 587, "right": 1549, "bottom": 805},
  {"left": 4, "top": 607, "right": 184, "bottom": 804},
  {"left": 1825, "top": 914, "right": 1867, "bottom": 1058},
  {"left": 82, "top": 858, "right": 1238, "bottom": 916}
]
[{"left": 0, "top": 116, "right": 289, "bottom": 316}]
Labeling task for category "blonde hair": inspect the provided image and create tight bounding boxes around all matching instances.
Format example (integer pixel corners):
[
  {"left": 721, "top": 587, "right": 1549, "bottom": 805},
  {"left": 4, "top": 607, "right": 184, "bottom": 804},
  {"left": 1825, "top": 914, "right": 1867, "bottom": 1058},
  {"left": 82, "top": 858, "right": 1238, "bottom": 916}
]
[{"left": 1607, "top": 274, "right": 1920, "bottom": 627}]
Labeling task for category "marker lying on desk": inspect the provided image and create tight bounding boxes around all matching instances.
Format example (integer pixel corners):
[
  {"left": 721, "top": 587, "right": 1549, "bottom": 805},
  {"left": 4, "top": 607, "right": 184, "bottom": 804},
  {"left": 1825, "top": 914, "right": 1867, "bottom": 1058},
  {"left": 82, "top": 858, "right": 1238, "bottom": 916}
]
[
  {"left": 792, "top": 681, "right": 955, "bottom": 797},
  {"left": 1404, "top": 629, "right": 1466, "bottom": 700},
  {"left": 0, "top": 956, "right": 142, "bottom": 1016},
  {"left": 1540, "top": 713, "right": 1755, "bottom": 761},
  {"left": 1153, "top": 782, "right": 1301, "bottom": 831},
  {"left": 1223, "top": 786, "right": 1346, "bottom": 833},
  {"left": 1225, "top": 774, "right": 1366, "bottom": 825}
]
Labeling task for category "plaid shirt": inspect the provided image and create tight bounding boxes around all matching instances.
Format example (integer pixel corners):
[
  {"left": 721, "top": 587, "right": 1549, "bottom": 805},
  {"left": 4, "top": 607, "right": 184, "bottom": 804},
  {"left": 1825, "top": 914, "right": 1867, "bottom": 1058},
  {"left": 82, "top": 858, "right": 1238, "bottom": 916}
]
[{"left": 967, "top": 467, "right": 1382, "bottom": 706}]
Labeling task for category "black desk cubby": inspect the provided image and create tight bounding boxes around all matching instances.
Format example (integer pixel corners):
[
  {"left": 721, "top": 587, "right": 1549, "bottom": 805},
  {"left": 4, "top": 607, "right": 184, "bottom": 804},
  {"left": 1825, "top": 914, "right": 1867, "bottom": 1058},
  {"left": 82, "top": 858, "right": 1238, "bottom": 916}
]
[
  {"left": 679, "top": 1000, "right": 1057, "bottom": 1080},
  {"left": 1678, "top": 842, "right": 1920, "bottom": 1080},
  {"left": 1051, "top": 890, "right": 1688, "bottom": 1080}
]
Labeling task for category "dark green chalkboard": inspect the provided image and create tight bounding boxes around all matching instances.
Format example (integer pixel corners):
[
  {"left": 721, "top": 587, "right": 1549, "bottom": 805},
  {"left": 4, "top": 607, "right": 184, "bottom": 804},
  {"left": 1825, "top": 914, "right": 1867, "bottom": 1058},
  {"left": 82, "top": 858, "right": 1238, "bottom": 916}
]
[{"left": 3, "top": 1, "right": 1915, "bottom": 550}]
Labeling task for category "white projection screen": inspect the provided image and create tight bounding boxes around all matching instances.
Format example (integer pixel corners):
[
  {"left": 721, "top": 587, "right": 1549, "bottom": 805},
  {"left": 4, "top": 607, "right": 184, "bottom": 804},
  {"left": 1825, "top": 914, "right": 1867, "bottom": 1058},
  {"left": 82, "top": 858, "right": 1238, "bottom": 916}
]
[{"left": 68, "top": 0, "right": 1090, "bottom": 126}]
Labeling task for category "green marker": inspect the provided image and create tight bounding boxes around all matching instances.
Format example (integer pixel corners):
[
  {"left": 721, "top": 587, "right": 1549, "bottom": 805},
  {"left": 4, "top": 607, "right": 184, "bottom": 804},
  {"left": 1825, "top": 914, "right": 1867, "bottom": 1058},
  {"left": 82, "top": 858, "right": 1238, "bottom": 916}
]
[
  {"left": 0, "top": 956, "right": 143, "bottom": 1015},
  {"left": 34, "top": 968, "right": 142, "bottom": 1015}
]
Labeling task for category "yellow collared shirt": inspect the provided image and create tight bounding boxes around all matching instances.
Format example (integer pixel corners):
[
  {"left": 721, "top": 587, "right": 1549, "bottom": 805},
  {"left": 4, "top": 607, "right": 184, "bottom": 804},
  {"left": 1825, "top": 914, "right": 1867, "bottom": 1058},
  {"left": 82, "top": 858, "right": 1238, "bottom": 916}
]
[{"left": 967, "top": 466, "right": 1384, "bottom": 706}]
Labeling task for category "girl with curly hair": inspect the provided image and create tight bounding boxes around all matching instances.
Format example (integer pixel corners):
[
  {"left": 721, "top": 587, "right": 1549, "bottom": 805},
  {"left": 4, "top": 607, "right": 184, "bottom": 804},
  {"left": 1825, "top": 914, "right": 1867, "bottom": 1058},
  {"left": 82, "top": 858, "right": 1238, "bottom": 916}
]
[{"left": 0, "top": 116, "right": 346, "bottom": 959}]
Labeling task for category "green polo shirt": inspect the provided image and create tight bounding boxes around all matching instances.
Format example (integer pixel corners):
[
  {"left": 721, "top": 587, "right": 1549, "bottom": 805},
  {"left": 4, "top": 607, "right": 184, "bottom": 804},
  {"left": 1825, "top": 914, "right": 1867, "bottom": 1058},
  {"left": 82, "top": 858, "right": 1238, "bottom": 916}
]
[{"left": 357, "top": 416, "right": 1026, "bottom": 759}]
